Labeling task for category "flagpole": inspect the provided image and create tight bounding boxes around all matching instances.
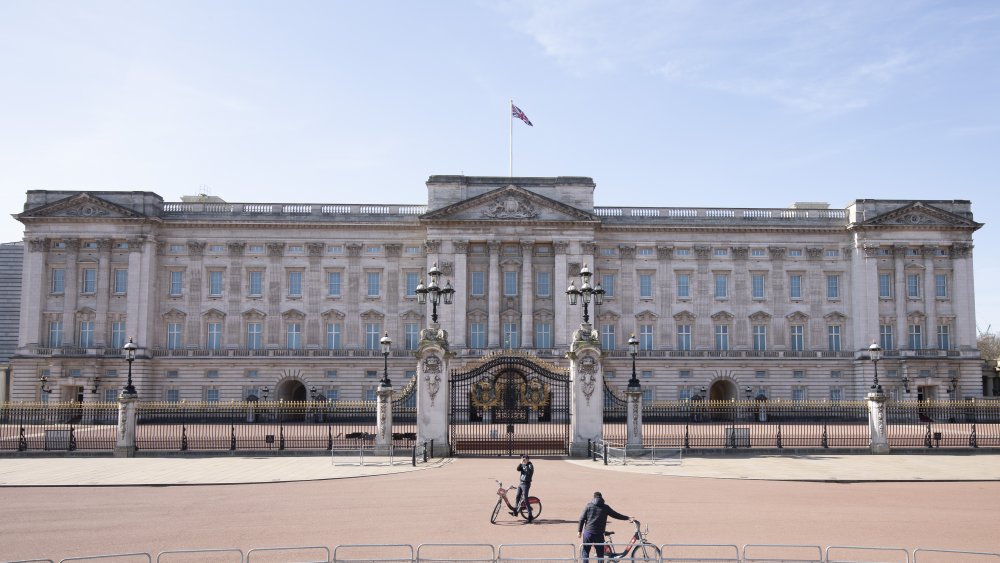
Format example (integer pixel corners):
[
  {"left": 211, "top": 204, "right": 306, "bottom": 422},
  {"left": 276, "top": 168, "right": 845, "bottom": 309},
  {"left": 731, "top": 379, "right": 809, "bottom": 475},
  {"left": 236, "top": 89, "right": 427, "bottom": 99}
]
[{"left": 509, "top": 98, "right": 513, "bottom": 177}]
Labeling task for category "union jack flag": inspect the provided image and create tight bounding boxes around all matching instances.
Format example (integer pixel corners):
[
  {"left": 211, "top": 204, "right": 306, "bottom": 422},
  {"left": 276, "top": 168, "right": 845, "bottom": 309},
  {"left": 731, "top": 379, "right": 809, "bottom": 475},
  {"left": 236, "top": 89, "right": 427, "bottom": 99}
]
[{"left": 511, "top": 104, "right": 533, "bottom": 126}]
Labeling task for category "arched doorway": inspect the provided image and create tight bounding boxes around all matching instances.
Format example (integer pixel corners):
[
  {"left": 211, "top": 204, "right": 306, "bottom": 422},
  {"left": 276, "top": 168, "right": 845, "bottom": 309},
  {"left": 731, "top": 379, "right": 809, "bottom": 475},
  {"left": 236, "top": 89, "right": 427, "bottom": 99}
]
[
  {"left": 275, "top": 379, "right": 307, "bottom": 402},
  {"left": 709, "top": 379, "right": 737, "bottom": 401}
]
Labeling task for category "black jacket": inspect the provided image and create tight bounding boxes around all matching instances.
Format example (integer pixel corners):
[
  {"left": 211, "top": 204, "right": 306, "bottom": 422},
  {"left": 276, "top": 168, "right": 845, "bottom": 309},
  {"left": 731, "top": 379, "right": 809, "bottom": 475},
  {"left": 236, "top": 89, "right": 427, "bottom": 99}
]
[
  {"left": 517, "top": 462, "right": 533, "bottom": 485},
  {"left": 578, "top": 497, "right": 629, "bottom": 535}
]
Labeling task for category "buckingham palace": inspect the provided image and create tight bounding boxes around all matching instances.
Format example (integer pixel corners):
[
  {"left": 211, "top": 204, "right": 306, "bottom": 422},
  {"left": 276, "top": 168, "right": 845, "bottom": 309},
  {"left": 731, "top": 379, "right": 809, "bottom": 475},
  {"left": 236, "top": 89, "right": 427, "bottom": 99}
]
[{"left": 8, "top": 175, "right": 985, "bottom": 405}]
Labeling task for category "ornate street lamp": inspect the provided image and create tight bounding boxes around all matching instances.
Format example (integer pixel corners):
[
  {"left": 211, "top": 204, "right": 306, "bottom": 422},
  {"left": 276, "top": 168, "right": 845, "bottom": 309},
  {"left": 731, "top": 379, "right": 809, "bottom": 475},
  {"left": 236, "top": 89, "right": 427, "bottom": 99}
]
[
  {"left": 415, "top": 263, "right": 455, "bottom": 325},
  {"left": 122, "top": 338, "right": 138, "bottom": 396},
  {"left": 379, "top": 331, "right": 393, "bottom": 387},
  {"left": 309, "top": 386, "right": 318, "bottom": 401},
  {"left": 745, "top": 385, "right": 753, "bottom": 400},
  {"left": 627, "top": 333, "right": 640, "bottom": 390},
  {"left": 90, "top": 375, "right": 102, "bottom": 394},
  {"left": 38, "top": 375, "right": 52, "bottom": 395},
  {"left": 948, "top": 375, "right": 958, "bottom": 397},
  {"left": 566, "top": 264, "right": 604, "bottom": 326},
  {"left": 868, "top": 341, "right": 883, "bottom": 393},
  {"left": 901, "top": 372, "right": 911, "bottom": 394},
  {"left": 262, "top": 386, "right": 270, "bottom": 401}
]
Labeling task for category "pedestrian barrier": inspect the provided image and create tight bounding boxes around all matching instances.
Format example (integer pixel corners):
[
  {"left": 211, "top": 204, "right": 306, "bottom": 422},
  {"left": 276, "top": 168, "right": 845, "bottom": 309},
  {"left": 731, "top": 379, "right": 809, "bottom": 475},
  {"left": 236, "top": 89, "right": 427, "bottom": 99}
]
[
  {"left": 826, "top": 545, "right": 909, "bottom": 563},
  {"left": 60, "top": 555, "right": 150, "bottom": 562},
  {"left": 496, "top": 543, "right": 577, "bottom": 562},
  {"left": 660, "top": 543, "right": 740, "bottom": 562},
  {"left": 912, "top": 548, "right": 1000, "bottom": 562},
  {"left": 743, "top": 544, "right": 823, "bottom": 563},
  {"left": 156, "top": 548, "right": 242, "bottom": 562},
  {"left": 246, "top": 545, "right": 330, "bottom": 563},
  {"left": 332, "top": 544, "right": 414, "bottom": 562},
  {"left": 415, "top": 544, "right": 495, "bottom": 562}
]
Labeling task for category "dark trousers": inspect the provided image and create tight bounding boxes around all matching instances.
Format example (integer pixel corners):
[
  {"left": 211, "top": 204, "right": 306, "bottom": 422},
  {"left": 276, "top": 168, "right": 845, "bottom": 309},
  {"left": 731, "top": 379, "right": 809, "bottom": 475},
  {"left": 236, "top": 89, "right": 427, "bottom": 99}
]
[
  {"left": 514, "top": 482, "right": 532, "bottom": 515},
  {"left": 581, "top": 531, "right": 605, "bottom": 561}
]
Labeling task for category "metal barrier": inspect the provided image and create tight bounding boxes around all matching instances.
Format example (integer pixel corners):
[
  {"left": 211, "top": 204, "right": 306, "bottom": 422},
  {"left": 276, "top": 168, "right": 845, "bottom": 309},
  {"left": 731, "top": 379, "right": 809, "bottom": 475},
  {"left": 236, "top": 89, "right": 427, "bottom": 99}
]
[
  {"left": 496, "top": 543, "right": 577, "bottom": 562},
  {"left": 826, "top": 545, "right": 909, "bottom": 563},
  {"left": 660, "top": 543, "right": 740, "bottom": 562},
  {"left": 415, "top": 544, "right": 495, "bottom": 562},
  {"left": 155, "top": 548, "right": 243, "bottom": 562},
  {"left": 58, "top": 555, "right": 150, "bottom": 563},
  {"left": 245, "top": 546, "right": 330, "bottom": 563},
  {"left": 743, "top": 544, "right": 823, "bottom": 563},
  {"left": 333, "top": 544, "right": 414, "bottom": 562},
  {"left": 913, "top": 548, "right": 1000, "bottom": 562}
]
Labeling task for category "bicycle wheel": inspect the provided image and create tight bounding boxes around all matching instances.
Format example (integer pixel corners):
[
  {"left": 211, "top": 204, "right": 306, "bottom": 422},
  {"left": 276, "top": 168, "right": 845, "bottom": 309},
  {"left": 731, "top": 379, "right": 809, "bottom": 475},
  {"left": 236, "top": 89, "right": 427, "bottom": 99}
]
[
  {"left": 490, "top": 499, "right": 503, "bottom": 524},
  {"left": 628, "top": 543, "right": 660, "bottom": 561},
  {"left": 519, "top": 497, "right": 542, "bottom": 520}
]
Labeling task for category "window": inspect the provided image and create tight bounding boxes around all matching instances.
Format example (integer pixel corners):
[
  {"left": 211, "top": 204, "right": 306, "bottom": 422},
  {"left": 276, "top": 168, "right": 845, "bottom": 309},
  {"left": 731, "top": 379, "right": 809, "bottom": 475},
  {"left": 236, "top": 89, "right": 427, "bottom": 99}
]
[
  {"left": 675, "top": 248, "right": 690, "bottom": 257},
  {"left": 288, "top": 271, "right": 303, "bottom": 297},
  {"left": 166, "top": 389, "right": 180, "bottom": 403},
  {"left": 637, "top": 248, "right": 654, "bottom": 256},
  {"left": 365, "top": 245, "right": 381, "bottom": 254},
  {"left": 364, "top": 387, "right": 377, "bottom": 401},
  {"left": 676, "top": 325, "right": 691, "bottom": 351},
  {"left": 207, "top": 322, "right": 222, "bottom": 350},
  {"left": 827, "top": 325, "right": 841, "bottom": 352},
  {"left": 167, "top": 323, "right": 182, "bottom": 349},
  {"left": 111, "top": 321, "right": 126, "bottom": 349},
  {"left": 908, "top": 324, "right": 922, "bottom": 350},
  {"left": 364, "top": 323, "right": 381, "bottom": 350},
  {"left": 880, "top": 324, "right": 894, "bottom": 350},
  {"left": 169, "top": 271, "right": 183, "bottom": 296},
  {"left": 326, "top": 323, "right": 341, "bottom": 349},
  {"left": 639, "top": 324, "right": 653, "bottom": 351},
  {"left": 714, "top": 248, "right": 728, "bottom": 257},
  {"left": 752, "top": 325, "right": 767, "bottom": 351},
  {"left": 641, "top": 389, "right": 653, "bottom": 405},
  {"left": 826, "top": 249, "right": 840, "bottom": 258},
  {"left": 166, "top": 370, "right": 179, "bottom": 378},
  {"left": 676, "top": 274, "right": 690, "bottom": 298},
  {"left": 932, "top": 274, "right": 948, "bottom": 298},
  {"left": 81, "top": 268, "right": 97, "bottom": 293},
  {"left": 206, "top": 369, "right": 219, "bottom": 379},
  {"left": 600, "top": 324, "right": 615, "bottom": 350},
  {"left": 205, "top": 388, "right": 220, "bottom": 402},
  {"left": 831, "top": 370, "right": 842, "bottom": 378},
  {"left": 792, "top": 387, "right": 806, "bottom": 401},
  {"left": 209, "top": 270, "right": 224, "bottom": 297},
  {"left": 788, "top": 249, "right": 803, "bottom": 257},
  {"left": 404, "top": 323, "right": 419, "bottom": 350},
  {"left": 906, "top": 274, "right": 921, "bottom": 298},
  {"left": 209, "top": 244, "right": 225, "bottom": 253},
  {"left": 751, "top": 274, "right": 765, "bottom": 299},
  {"left": 469, "top": 322, "right": 485, "bottom": 348},
  {"left": 286, "top": 323, "right": 302, "bottom": 349},
  {"left": 51, "top": 269, "right": 65, "bottom": 293},
  {"left": 679, "top": 370, "right": 692, "bottom": 378},
  {"left": 49, "top": 321, "right": 62, "bottom": 348},
  {"left": 793, "top": 370, "right": 805, "bottom": 378},
  {"left": 248, "top": 244, "right": 264, "bottom": 254},
  {"left": 937, "top": 325, "right": 951, "bottom": 350},
  {"left": 714, "top": 325, "right": 729, "bottom": 351},
  {"left": 536, "top": 271, "right": 551, "bottom": 298},
  {"left": 826, "top": 275, "right": 840, "bottom": 299},
  {"left": 319, "top": 271, "right": 339, "bottom": 297},
  {"left": 325, "top": 370, "right": 338, "bottom": 378},
  {"left": 503, "top": 323, "right": 518, "bottom": 348},
  {"left": 878, "top": 273, "right": 892, "bottom": 299},
  {"left": 641, "top": 370, "right": 653, "bottom": 379},
  {"left": 365, "top": 370, "right": 378, "bottom": 378},
  {"left": 830, "top": 388, "right": 843, "bottom": 401},
  {"left": 366, "top": 272, "right": 381, "bottom": 297},
  {"left": 248, "top": 271, "right": 263, "bottom": 296},
  {"left": 790, "top": 325, "right": 804, "bottom": 351},
  {"left": 714, "top": 274, "right": 728, "bottom": 299},
  {"left": 405, "top": 272, "right": 420, "bottom": 297},
  {"left": 79, "top": 321, "right": 94, "bottom": 348},
  {"left": 755, "top": 370, "right": 767, "bottom": 379},
  {"left": 601, "top": 274, "right": 615, "bottom": 297},
  {"left": 471, "top": 272, "right": 485, "bottom": 296},
  {"left": 327, "top": 245, "right": 343, "bottom": 255},
  {"left": 103, "top": 388, "right": 117, "bottom": 402},
  {"left": 113, "top": 269, "right": 128, "bottom": 294},
  {"left": 246, "top": 369, "right": 258, "bottom": 378},
  {"left": 503, "top": 271, "right": 518, "bottom": 296},
  {"left": 247, "top": 323, "right": 262, "bottom": 349},
  {"left": 602, "top": 248, "right": 616, "bottom": 256},
  {"left": 750, "top": 248, "right": 766, "bottom": 257},
  {"left": 789, "top": 275, "right": 802, "bottom": 299},
  {"left": 535, "top": 323, "right": 552, "bottom": 348},
  {"left": 639, "top": 274, "right": 653, "bottom": 299}
]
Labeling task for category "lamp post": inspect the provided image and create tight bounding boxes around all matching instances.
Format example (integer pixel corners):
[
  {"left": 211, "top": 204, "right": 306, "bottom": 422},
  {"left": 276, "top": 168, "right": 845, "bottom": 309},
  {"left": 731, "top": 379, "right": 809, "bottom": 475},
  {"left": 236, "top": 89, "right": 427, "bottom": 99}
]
[
  {"left": 379, "top": 331, "right": 393, "bottom": 387},
  {"left": 948, "top": 375, "right": 958, "bottom": 398},
  {"left": 745, "top": 385, "right": 752, "bottom": 400},
  {"left": 415, "top": 263, "right": 455, "bottom": 325},
  {"left": 39, "top": 375, "right": 52, "bottom": 395},
  {"left": 309, "top": 386, "right": 318, "bottom": 401},
  {"left": 868, "top": 341, "right": 883, "bottom": 393},
  {"left": 565, "top": 264, "right": 604, "bottom": 326},
  {"left": 627, "top": 333, "right": 640, "bottom": 390},
  {"left": 122, "top": 338, "right": 138, "bottom": 396},
  {"left": 90, "top": 375, "right": 102, "bottom": 394},
  {"left": 901, "top": 373, "right": 911, "bottom": 394},
  {"left": 262, "top": 386, "right": 270, "bottom": 402}
]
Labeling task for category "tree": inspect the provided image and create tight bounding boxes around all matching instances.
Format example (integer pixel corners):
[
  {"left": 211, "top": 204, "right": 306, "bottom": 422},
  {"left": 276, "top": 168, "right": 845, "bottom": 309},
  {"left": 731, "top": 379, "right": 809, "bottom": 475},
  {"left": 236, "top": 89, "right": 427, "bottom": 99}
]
[{"left": 978, "top": 326, "right": 1000, "bottom": 361}]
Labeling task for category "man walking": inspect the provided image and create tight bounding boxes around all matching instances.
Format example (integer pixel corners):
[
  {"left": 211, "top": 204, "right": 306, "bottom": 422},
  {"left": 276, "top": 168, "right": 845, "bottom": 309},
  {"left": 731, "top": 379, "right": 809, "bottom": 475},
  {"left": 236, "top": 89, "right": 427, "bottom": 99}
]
[
  {"left": 513, "top": 454, "right": 534, "bottom": 522},
  {"left": 578, "top": 491, "right": 632, "bottom": 561}
]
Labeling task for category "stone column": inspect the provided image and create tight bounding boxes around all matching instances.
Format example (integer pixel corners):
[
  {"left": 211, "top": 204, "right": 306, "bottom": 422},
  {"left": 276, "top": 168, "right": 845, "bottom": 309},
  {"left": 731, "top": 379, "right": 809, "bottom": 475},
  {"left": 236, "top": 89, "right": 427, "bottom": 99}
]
[
  {"left": 520, "top": 240, "right": 534, "bottom": 347},
  {"left": 487, "top": 241, "right": 501, "bottom": 347},
  {"left": 384, "top": 244, "right": 403, "bottom": 340},
  {"left": 415, "top": 333, "right": 450, "bottom": 456},
  {"left": 227, "top": 242, "right": 246, "bottom": 346},
  {"left": 186, "top": 241, "right": 206, "bottom": 347},
  {"left": 951, "top": 243, "right": 975, "bottom": 348},
  {"left": 893, "top": 246, "right": 907, "bottom": 349},
  {"left": 626, "top": 383, "right": 643, "bottom": 453},
  {"left": 452, "top": 241, "right": 469, "bottom": 348},
  {"left": 20, "top": 238, "right": 48, "bottom": 347},
  {"left": 554, "top": 241, "right": 570, "bottom": 348},
  {"left": 61, "top": 238, "right": 81, "bottom": 346},
  {"left": 567, "top": 335, "right": 602, "bottom": 456},
  {"left": 375, "top": 381, "right": 394, "bottom": 455},
  {"left": 867, "top": 390, "right": 890, "bottom": 454},
  {"left": 114, "top": 392, "right": 138, "bottom": 458},
  {"left": 94, "top": 239, "right": 112, "bottom": 347}
]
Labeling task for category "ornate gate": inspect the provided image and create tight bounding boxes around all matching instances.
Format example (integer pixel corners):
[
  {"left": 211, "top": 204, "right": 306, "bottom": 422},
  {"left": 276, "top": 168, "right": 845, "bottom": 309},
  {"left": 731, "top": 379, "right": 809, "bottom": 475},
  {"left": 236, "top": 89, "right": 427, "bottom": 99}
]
[{"left": 449, "top": 352, "right": 570, "bottom": 456}]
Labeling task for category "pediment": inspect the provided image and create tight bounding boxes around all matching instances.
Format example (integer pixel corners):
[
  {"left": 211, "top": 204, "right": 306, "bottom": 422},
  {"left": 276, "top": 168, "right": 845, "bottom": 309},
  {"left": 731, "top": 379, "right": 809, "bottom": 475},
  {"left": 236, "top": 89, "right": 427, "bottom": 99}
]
[
  {"left": 201, "top": 308, "right": 226, "bottom": 318},
  {"left": 824, "top": 311, "right": 847, "bottom": 322},
  {"left": 711, "top": 310, "right": 734, "bottom": 322},
  {"left": 786, "top": 311, "right": 809, "bottom": 322},
  {"left": 635, "top": 309, "right": 658, "bottom": 322},
  {"left": 19, "top": 193, "right": 146, "bottom": 220},
  {"left": 420, "top": 185, "right": 599, "bottom": 223},
  {"left": 242, "top": 308, "right": 267, "bottom": 319},
  {"left": 860, "top": 202, "right": 981, "bottom": 230},
  {"left": 321, "top": 308, "right": 346, "bottom": 320},
  {"left": 399, "top": 310, "right": 424, "bottom": 321},
  {"left": 281, "top": 308, "right": 306, "bottom": 319},
  {"left": 673, "top": 310, "right": 696, "bottom": 322},
  {"left": 749, "top": 311, "right": 772, "bottom": 322},
  {"left": 162, "top": 308, "right": 186, "bottom": 319}
]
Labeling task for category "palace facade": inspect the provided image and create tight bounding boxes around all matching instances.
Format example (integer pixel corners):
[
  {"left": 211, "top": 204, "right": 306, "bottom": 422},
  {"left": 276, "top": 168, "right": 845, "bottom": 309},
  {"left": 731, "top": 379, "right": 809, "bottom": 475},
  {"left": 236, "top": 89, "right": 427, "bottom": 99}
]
[{"left": 10, "top": 176, "right": 984, "bottom": 404}]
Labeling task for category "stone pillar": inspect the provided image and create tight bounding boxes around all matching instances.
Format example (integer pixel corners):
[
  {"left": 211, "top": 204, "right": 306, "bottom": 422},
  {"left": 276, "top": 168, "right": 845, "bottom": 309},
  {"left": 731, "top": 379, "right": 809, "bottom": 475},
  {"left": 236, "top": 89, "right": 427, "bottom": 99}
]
[
  {"left": 487, "top": 241, "right": 501, "bottom": 347},
  {"left": 626, "top": 383, "right": 643, "bottom": 452},
  {"left": 867, "top": 391, "right": 890, "bottom": 454},
  {"left": 554, "top": 241, "right": 570, "bottom": 348},
  {"left": 114, "top": 392, "right": 138, "bottom": 458},
  {"left": 61, "top": 238, "right": 81, "bottom": 346},
  {"left": 375, "top": 381, "right": 393, "bottom": 455},
  {"left": 21, "top": 238, "right": 49, "bottom": 348},
  {"left": 94, "top": 239, "right": 112, "bottom": 347},
  {"left": 452, "top": 241, "right": 469, "bottom": 348},
  {"left": 520, "top": 240, "right": 534, "bottom": 346},
  {"left": 416, "top": 331, "right": 450, "bottom": 456},
  {"left": 567, "top": 332, "right": 602, "bottom": 456}
]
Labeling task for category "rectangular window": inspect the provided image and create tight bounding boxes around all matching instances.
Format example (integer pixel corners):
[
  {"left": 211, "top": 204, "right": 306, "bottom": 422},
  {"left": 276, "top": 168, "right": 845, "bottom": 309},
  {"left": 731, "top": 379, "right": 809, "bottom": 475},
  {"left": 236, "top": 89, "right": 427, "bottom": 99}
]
[
  {"left": 714, "top": 274, "right": 728, "bottom": 299},
  {"left": 935, "top": 274, "right": 948, "bottom": 298},
  {"left": 937, "top": 325, "right": 951, "bottom": 350},
  {"left": 906, "top": 274, "right": 921, "bottom": 298},
  {"left": 827, "top": 325, "right": 841, "bottom": 352},
  {"left": 678, "top": 388, "right": 692, "bottom": 401},
  {"left": 111, "top": 321, "right": 126, "bottom": 349},
  {"left": 167, "top": 323, "right": 182, "bottom": 350},
  {"left": 246, "top": 369, "right": 258, "bottom": 378},
  {"left": 676, "top": 325, "right": 691, "bottom": 351},
  {"left": 713, "top": 248, "right": 728, "bottom": 257},
  {"left": 793, "top": 370, "right": 805, "bottom": 378},
  {"left": 207, "top": 322, "right": 222, "bottom": 350},
  {"left": 288, "top": 271, "right": 303, "bottom": 297},
  {"left": 503, "top": 271, "right": 518, "bottom": 296},
  {"left": 600, "top": 324, "right": 615, "bottom": 350},
  {"left": 365, "top": 369, "right": 378, "bottom": 379},
  {"left": 641, "top": 389, "right": 653, "bottom": 405},
  {"left": 878, "top": 273, "right": 893, "bottom": 299},
  {"left": 639, "top": 274, "right": 653, "bottom": 299},
  {"left": 641, "top": 370, "right": 653, "bottom": 379},
  {"left": 166, "top": 370, "right": 179, "bottom": 379},
  {"left": 679, "top": 370, "right": 692, "bottom": 379},
  {"left": 364, "top": 387, "right": 376, "bottom": 401},
  {"left": 831, "top": 370, "right": 842, "bottom": 379},
  {"left": 404, "top": 323, "right": 419, "bottom": 350},
  {"left": 326, "top": 323, "right": 341, "bottom": 349},
  {"left": 366, "top": 272, "right": 381, "bottom": 297},
  {"left": 503, "top": 323, "right": 518, "bottom": 348},
  {"left": 81, "top": 268, "right": 97, "bottom": 293},
  {"left": 789, "top": 275, "right": 802, "bottom": 299},
  {"left": 880, "top": 324, "right": 894, "bottom": 351},
  {"left": 166, "top": 389, "right": 180, "bottom": 403},
  {"left": 325, "top": 370, "right": 337, "bottom": 378},
  {"left": 639, "top": 324, "right": 653, "bottom": 351},
  {"left": 535, "top": 323, "right": 552, "bottom": 348},
  {"left": 205, "top": 388, "right": 220, "bottom": 402},
  {"left": 248, "top": 271, "right": 263, "bottom": 296},
  {"left": 327, "top": 271, "right": 342, "bottom": 297},
  {"left": 536, "top": 271, "right": 551, "bottom": 297},
  {"left": 752, "top": 325, "right": 767, "bottom": 351},
  {"left": 405, "top": 272, "right": 420, "bottom": 297},
  {"left": 364, "top": 323, "right": 381, "bottom": 350},
  {"left": 471, "top": 272, "right": 485, "bottom": 296},
  {"left": 790, "top": 325, "right": 804, "bottom": 351},
  {"left": 51, "top": 269, "right": 65, "bottom": 293},
  {"left": 751, "top": 274, "right": 765, "bottom": 299},
  {"left": 247, "top": 323, "right": 262, "bottom": 349},
  {"left": 676, "top": 274, "right": 690, "bottom": 298},
  {"left": 830, "top": 388, "right": 843, "bottom": 401},
  {"left": 792, "top": 387, "right": 806, "bottom": 401},
  {"left": 908, "top": 324, "right": 922, "bottom": 350},
  {"left": 286, "top": 323, "right": 302, "bottom": 349},
  {"left": 750, "top": 248, "right": 766, "bottom": 257},
  {"left": 209, "top": 270, "right": 224, "bottom": 297},
  {"left": 79, "top": 321, "right": 94, "bottom": 348},
  {"left": 113, "top": 269, "right": 128, "bottom": 294},
  {"left": 169, "top": 271, "right": 183, "bottom": 296},
  {"left": 714, "top": 325, "right": 729, "bottom": 351},
  {"left": 755, "top": 370, "right": 767, "bottom": 379},
  {"left": 206, "top": 369, "right": 219, "bottom": 379},
  {"left": 470, "top": 322, "right": 486, "bottom": 348},
  {"left": 601, "top": 274, "right": 615, "bottom": 298},
  {"left": 826, "top": 275, "right": 840, "bottom": 299}
]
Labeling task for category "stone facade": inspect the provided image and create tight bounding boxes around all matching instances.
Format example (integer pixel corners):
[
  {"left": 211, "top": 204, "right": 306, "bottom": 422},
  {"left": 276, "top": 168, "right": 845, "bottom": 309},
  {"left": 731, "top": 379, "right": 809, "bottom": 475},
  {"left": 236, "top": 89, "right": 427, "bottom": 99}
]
[{"left": 10, "top": 177, "right": 984, "bottom": 405}]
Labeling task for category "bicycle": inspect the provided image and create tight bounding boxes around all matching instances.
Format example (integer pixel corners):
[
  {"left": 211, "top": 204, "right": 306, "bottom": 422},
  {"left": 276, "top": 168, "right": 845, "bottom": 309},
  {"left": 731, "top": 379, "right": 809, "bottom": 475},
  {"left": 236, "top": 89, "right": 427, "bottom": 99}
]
[
  {"left": 583, "top": 519, "right": 660, "bottom": 561},
  {"left": 489, "top": 480, "right": 542, "bottom": 524}
]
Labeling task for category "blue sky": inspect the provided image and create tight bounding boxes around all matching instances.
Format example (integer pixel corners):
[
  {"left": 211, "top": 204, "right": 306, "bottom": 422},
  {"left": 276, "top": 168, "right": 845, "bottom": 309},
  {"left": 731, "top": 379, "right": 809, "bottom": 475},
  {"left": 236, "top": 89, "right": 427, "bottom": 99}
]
[{"left": 2, "top": 1, "right": 998, "bottom": 331}]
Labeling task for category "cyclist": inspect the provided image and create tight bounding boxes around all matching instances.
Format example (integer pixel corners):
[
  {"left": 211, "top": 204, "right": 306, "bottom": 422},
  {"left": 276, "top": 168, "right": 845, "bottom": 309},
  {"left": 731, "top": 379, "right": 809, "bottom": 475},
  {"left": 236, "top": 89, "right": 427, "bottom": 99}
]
[
  {"left": 513, "top": 454, "right": 535, "bottom": 522},
  {"left": 577, "top": 491, "right": 632, "bottom": 561}
]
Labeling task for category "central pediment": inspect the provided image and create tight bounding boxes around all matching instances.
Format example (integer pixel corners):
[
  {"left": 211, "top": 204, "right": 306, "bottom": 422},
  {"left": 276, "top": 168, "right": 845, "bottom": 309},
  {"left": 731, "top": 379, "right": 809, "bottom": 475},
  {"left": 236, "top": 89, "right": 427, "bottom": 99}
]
[{"left": 420, "top": 185, "right": 599, "bottom": 223}]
